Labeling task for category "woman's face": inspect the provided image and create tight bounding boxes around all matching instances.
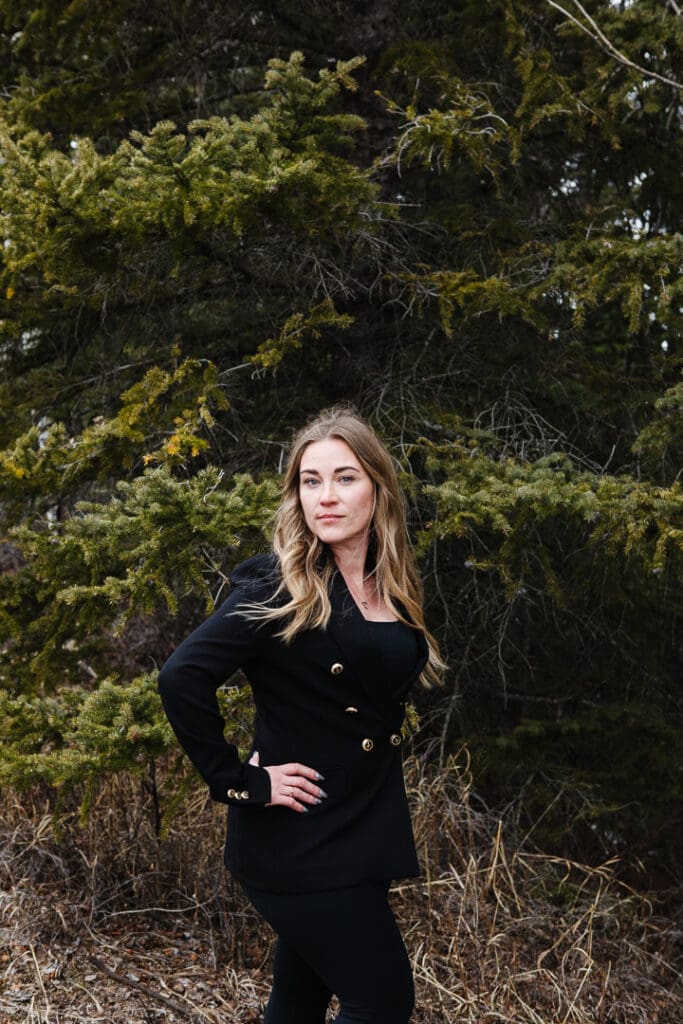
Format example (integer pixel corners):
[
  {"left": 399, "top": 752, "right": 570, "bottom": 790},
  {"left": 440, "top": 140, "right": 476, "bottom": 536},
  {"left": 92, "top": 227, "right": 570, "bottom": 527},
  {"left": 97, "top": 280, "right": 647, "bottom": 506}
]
[{"left": 298, "top": 437, "right": 375, "bottom": 553}]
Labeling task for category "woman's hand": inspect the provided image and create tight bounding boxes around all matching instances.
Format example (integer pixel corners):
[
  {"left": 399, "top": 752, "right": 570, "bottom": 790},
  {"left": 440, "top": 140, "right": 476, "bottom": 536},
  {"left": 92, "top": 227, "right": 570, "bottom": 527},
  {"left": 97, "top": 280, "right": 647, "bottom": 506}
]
[{"left": 249, "top": 751, "right": 327, "bottom": 813}]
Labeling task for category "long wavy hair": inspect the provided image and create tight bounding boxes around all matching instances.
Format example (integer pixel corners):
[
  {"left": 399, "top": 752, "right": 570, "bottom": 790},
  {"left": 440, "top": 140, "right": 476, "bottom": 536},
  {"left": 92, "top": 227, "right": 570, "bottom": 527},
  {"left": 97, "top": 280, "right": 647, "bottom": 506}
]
[{"left": 251, "top": 405, "right": 444, "bottom": 687}]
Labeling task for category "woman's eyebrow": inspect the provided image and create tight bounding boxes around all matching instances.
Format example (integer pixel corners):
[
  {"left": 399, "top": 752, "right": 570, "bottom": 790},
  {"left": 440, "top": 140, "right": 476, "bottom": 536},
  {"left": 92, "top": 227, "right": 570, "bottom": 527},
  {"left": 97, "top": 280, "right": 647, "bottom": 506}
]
[{"left": 299, "top": 465, "right": 359, "bottom": 475}]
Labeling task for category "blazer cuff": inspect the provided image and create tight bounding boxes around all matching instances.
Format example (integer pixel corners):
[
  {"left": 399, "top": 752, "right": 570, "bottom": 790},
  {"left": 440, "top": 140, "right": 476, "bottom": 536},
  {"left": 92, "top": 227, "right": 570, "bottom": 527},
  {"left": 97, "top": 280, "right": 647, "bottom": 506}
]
[{"left": 210, "top": 764, "right": 271, "bottom": 806}]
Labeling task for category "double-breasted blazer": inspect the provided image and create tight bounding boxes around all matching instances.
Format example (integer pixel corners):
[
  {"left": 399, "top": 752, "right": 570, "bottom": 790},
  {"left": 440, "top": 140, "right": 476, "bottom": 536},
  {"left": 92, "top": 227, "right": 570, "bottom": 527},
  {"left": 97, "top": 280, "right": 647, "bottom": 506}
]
[{"left": 157, "top": 552, "right": 428, "bottom": 892}]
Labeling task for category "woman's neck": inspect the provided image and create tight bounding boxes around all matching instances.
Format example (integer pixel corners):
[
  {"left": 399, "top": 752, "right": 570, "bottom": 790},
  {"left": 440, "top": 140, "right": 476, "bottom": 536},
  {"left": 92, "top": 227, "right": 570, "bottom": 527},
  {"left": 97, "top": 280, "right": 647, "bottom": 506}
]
[
  {"left": 330, "top": 539, "right": 369, "bottom": 583},
  {"left": 330, "top": 539, "right": 396, "bottom": 621}
]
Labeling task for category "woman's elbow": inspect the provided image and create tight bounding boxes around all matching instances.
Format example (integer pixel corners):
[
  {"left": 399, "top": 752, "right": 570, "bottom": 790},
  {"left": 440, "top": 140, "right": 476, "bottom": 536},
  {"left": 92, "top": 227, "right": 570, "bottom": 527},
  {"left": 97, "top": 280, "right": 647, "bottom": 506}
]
[{"left": 157, "top": 659, "right": 180, "bottom": 699}]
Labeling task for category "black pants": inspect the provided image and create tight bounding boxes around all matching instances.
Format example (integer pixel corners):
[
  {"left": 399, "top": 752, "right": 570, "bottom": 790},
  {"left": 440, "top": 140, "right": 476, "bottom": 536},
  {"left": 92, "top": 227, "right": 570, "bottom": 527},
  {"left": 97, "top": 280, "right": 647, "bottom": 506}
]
[{"left": 242, "top": 881, "right": 414, "bottom": 1024}]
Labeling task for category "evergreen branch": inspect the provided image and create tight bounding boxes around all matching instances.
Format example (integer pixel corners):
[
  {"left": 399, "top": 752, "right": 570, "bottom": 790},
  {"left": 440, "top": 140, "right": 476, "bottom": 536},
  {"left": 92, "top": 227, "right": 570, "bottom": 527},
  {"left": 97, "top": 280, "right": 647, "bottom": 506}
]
[{"left": 545, "top": 0, "right": 683, "bottom": 90}]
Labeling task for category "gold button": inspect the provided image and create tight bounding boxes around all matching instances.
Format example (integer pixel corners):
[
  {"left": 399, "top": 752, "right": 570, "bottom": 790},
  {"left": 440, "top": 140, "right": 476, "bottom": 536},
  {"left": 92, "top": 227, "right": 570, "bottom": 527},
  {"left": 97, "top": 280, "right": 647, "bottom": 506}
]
[
  {"left": 227, "top": 789, "right": 236, "bottom": 798},
  {"left": 345, "top": 706, "right": 359, "bottom": 714},
  {"left": 361, "top": 738, "right": 374, "bottom": 752},
  {"left": 331, "top": 663, "right": 344, "bottom": 675},
  {"left": 390, "top": 733, "right": 401, "bottom": 746},
  {"left": 240, "top": 790, "right": 249, "bottom": 800}
]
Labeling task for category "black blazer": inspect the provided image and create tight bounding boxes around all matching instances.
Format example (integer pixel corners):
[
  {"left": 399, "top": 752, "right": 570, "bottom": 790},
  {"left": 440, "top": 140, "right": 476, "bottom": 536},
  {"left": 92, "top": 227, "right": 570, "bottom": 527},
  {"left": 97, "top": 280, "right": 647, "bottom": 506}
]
[{"left": 157, "top": 553, "right": 428, "bottom": 892}]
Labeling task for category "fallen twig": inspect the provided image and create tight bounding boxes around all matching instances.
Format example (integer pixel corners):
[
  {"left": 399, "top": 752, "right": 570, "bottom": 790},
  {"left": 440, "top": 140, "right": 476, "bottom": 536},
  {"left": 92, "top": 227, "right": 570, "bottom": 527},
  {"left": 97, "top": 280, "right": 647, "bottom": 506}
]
[{"left": 86, "top": 953, "right": 209, "bottom": 1023}]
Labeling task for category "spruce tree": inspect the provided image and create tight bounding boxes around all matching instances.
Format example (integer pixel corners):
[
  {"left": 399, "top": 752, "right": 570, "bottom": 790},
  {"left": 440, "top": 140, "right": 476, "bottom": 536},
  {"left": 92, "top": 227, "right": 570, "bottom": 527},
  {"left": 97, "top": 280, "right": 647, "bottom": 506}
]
[{"left": 1, "top": 0, "right": 681, "bottom": 872}]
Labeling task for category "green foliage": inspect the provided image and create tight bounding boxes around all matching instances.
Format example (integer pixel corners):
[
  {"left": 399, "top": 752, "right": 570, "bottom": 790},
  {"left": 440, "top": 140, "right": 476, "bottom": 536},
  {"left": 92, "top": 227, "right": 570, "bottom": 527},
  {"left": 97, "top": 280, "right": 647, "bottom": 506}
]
[
  {"left": 0, "top": 358, "right": 228, "bottom": 523},
  {"left": 475, "top": 700, "right": 683, "bottom": 863},
  {"left": 0, "top": 53, "right": 372, "bottom": 316},
  {"left": 56, "top": 468, "right": 279, "bottom": 620},
  {"left": 401, "top": 269, "right": 546, "bottom": 337},
  {"left": 0, "top": 673, "right": 169, "bottom": 788},
  {"left": 421, "top": 443, "right": 683, "bottom": 581},
  {"left": 380, "top": 69, "right": 517, "bottom": 179},
  {"left": 251, "top": 299, "right": 354, "bottom": 368},
  {"left": 0, "top": 50, "right": 374, "bottom": 444},
  {"left": 633, "top": 377, "right": 683, "bottom": 480},
  {"left": 0, "top": 671, "right": 255, "bottom": 827},
  {"left": 543, "top": 235, "right": 683, "bottom": 335},
  {"left": 1, "top": 1, "right": 682, "bottom": 876},
  {"left": 1, "top": 467, "right": 278, "bottom": 693}
]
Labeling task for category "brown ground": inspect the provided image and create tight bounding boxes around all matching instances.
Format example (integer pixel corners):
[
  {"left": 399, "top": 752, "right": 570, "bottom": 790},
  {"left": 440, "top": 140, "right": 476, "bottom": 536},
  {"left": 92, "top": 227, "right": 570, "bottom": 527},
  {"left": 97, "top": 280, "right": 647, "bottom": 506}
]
[{"left": 2, "top": 757, "right": 681, "bottom": 1024}]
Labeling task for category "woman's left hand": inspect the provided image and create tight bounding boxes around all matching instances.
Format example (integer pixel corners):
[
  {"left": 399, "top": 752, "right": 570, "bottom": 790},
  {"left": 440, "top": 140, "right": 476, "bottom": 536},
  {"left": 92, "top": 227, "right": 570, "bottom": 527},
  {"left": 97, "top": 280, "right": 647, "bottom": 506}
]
[{"left": 249, "top": 750, "right": 326, "bottom": 812}]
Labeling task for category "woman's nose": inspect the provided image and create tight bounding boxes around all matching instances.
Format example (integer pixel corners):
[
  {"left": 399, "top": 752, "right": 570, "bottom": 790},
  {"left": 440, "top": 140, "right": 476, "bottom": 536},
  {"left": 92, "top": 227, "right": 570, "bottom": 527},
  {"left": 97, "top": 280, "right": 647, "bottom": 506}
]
[{"left": 320, "top": 481, "right": 337, "bottom": 503}]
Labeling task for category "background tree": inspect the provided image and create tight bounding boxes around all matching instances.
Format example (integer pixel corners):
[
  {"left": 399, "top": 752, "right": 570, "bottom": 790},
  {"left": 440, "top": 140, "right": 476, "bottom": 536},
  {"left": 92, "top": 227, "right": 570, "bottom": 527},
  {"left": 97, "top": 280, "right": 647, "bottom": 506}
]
[{"left": 1, "top": 0, "right": 681, "bottom": 880}]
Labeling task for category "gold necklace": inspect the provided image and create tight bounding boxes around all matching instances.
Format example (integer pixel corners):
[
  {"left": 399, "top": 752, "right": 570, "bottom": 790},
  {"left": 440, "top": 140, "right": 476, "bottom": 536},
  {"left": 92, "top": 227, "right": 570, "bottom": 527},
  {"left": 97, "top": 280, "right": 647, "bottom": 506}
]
[{"left": 344, "top": 573, "right": 372, "bottom": 610}]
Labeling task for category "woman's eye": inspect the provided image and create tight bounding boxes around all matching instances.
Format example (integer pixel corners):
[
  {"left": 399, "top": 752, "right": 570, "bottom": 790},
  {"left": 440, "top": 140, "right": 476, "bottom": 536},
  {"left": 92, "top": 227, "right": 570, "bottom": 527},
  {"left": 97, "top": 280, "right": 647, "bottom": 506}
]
[
  {"left": 339, "top": 475, "right": 355, "bottom": 484},
  {"left": 302, "top": 477, "right": 319, "bottom": 487}
]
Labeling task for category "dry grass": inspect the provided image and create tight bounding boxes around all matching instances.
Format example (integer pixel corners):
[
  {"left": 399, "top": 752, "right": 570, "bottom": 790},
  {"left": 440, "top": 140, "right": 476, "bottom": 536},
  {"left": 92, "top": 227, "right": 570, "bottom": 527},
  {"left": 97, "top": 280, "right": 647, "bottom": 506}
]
[
  {"left": 1, "top": 753, "right": 681, "bottom": 1024},
  {"left": 398, "top": 754, "right": 681, "bottom": 1023}
]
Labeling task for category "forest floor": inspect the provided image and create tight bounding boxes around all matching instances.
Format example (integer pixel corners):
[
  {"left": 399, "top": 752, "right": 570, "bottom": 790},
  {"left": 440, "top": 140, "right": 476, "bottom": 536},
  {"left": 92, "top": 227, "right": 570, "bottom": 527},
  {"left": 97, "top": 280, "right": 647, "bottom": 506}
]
[
  {"left": 2, "top": 757, "right": 681, "bottom": 1024},
  {"left": 2, "top": 916, "right": 270, "bottom": 1024}
]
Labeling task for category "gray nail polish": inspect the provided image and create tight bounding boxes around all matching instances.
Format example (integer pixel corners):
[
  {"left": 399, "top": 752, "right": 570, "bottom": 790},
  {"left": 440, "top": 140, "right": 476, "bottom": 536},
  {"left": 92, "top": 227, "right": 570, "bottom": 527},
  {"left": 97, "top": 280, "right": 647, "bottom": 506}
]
[
  {"left": 319, "top": 789, "right": 328, "bottom": 799},
  {"left": 316, "top": 772, "right": 325, "bottom": 781}
]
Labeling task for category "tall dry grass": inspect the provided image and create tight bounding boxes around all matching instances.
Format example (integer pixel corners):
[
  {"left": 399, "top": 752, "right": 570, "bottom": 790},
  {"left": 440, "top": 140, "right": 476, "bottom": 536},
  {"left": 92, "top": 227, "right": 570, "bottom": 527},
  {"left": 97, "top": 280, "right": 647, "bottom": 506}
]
[{"left": 1, "top": 752, "right": 681, "bottom": 1023}]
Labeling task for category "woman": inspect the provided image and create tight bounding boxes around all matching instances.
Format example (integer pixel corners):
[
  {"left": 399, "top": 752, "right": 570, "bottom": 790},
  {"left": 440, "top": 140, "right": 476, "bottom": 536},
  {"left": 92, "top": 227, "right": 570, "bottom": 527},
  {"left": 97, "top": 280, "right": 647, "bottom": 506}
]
[{"left": 158, "top": 405, "right": 443, "bottom": 1024}]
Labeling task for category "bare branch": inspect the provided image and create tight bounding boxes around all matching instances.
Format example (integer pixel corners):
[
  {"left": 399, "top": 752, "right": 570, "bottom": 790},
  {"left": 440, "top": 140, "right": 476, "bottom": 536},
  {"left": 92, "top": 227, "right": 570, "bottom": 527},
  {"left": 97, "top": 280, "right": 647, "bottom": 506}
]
[
  {"left": 545, "top": 0, "right": 682, "bottom": 90},
  {"left": 87, "top": 954, "right": 208, "bottom": 1022}
]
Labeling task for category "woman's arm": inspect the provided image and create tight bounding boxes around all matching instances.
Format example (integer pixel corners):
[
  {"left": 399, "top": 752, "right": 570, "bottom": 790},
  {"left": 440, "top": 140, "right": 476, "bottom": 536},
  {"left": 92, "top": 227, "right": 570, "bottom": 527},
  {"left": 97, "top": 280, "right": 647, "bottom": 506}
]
[
  {"left": 157, "top": 578, "right": 272, "bottom": 806},
  {"left": 158, "top": 557, "right": 325, "bottom": 812}
]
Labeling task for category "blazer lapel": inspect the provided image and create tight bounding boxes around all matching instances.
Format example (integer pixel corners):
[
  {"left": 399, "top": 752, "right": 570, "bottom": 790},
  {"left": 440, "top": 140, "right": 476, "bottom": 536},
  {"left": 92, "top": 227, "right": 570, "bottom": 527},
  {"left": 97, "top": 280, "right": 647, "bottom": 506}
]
[
  {"left": 325, "top": 569, "right": 428, "bottom": 711},
  {"left": 326, "top": 570, "right": 382, "bottom": 704}
]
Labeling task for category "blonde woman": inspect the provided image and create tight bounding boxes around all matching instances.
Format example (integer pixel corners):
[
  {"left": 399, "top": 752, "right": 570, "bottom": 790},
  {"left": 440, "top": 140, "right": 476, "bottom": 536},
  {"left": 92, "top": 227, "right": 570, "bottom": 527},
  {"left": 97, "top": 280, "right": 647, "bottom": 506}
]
[{"left": 158, "top": 406, "right": 443, "bottom": 1024}]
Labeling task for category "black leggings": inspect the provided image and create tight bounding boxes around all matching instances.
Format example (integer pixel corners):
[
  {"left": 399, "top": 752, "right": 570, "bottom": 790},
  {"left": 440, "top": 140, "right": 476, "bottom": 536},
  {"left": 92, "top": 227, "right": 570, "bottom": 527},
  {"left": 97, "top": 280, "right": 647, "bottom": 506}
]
[{"left": 242, "top": 881, "right": 414, "bottom": 1024}]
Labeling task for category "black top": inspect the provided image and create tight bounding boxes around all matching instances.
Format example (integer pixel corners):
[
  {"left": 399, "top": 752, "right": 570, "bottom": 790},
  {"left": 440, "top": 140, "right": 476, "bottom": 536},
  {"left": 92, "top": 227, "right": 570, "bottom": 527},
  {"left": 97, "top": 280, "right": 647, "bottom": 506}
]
[{"left": 364, "top": 620, "right": 420, "bottom": 700}]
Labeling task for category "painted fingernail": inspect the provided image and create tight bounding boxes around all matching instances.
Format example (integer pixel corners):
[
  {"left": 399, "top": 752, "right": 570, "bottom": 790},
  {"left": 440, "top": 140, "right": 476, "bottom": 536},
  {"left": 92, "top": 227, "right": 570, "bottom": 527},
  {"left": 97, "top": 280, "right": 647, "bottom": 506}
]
[
  {"left": 315, "top": 772, "right": 325, "bottom": 781},
  {"left": 301, "top": 806, "right": 309, "bottom": 813},
  {"left": 314, "top": 797, "right": 323, "bottom": 805},
  {"left": 318, "top": 789, "right": 328, "bottom": 799}
]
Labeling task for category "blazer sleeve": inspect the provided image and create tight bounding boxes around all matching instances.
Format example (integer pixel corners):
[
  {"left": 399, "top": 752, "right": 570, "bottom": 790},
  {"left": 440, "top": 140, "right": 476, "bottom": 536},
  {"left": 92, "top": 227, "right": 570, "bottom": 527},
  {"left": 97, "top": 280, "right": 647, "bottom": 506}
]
[{"left": 157, "top": 556, "right": 276, "bottom": 806}]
